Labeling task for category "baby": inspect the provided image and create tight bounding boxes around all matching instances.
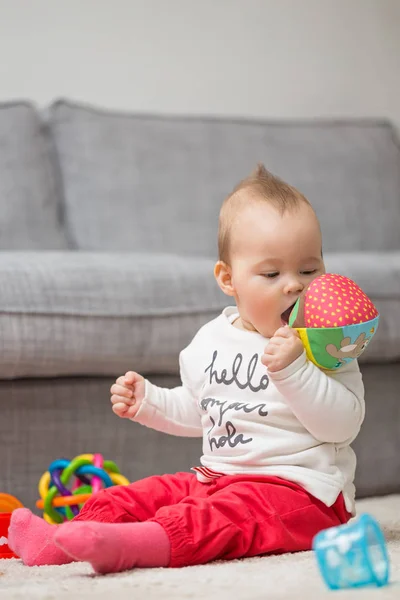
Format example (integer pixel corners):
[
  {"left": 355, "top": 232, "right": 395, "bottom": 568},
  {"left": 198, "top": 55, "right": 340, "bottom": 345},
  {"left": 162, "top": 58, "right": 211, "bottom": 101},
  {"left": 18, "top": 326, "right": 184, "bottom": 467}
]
[{"left": 9, "top": 165, "right": 364, "bottom": 574}]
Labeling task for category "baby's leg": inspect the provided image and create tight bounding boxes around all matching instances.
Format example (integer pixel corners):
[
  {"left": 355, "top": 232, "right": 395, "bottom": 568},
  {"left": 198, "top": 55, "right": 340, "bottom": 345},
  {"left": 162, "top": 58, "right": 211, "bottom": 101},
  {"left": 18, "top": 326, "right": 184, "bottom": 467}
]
[
  {"left": 149, "top": 475, "right": 351, "bottom": 568},
  {"left": 74, "top": 471, "right": 195, "bottom": 523},
  {"left": 54, "top": 520, "right": 170, "bottom": 574},
  {"left": 9, "top": 472, "right": 194, "bottom": 567},
  {"left": 53, "top": 474, "right": 351, "bottom": 574},
  {"left": 52, "top": 473, "right": 226, "bottom": 573},
  {"left": 54, "top": 472, "right": 196, "bottom": 572}
]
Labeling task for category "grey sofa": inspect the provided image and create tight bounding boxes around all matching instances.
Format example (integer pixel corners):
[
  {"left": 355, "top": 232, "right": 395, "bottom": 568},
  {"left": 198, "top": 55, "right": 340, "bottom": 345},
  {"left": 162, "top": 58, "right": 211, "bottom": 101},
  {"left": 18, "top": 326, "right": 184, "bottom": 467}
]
[{"left": 1, "top": 99, "right": 399, "bottom": 512}]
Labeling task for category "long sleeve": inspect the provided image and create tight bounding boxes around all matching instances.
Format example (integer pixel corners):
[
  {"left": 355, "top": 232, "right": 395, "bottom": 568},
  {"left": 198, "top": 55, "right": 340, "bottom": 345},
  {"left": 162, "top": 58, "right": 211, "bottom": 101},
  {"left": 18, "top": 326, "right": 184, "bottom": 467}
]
[
  {"left": 267, "top": 352, "right": 365, "bottom": 444},
  {"left": 131, "top": 344, "right": 203, "bottom": 437},
  {"left": 133, "top": 380, "right": 203, "bottom": 436}
]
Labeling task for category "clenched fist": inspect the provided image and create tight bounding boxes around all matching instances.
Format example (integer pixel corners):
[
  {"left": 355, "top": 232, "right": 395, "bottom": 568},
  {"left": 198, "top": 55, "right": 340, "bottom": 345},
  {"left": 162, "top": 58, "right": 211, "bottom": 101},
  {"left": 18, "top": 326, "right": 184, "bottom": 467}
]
[
  {"left": 110, "top": 371, "right": 145, "bottom": 419},
  {"left": 261, "top": 326, "right": 304, "bottom": 373}
]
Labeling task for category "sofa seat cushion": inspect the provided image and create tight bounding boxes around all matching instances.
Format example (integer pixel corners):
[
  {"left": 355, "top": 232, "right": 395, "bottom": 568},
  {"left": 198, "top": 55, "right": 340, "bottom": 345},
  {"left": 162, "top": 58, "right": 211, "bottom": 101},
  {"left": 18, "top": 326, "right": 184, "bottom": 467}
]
[
  {"left": 0, "top": 251, "right": 397, "bottom": 380},
  {"left": 324, "top": 252, "right": 400, "bottom": 362},
  {"left": 0, "top": 102, "right": 68, "bottom": 250},
  {"left": 0, "top": 252, "right": 226, "bottom": 379}
]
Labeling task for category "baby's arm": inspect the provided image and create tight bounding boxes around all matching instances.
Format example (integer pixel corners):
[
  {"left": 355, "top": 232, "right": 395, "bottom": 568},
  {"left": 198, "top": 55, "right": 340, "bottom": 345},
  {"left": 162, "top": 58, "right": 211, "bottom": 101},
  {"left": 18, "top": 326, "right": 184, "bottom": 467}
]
[
  {"left": 267, "top": 353, "right": 365, "bottom": 444},
  {"left": 133, "top": 378, "right": 203, "bottom": 437},
  {"left": 110, "top": 346, "right": 203, "bottom": 437}
]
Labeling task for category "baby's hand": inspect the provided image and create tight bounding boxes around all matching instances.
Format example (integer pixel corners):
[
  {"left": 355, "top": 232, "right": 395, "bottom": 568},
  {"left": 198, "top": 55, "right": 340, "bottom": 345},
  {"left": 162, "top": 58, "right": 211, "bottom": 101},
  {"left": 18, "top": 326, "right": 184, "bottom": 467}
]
[
  {"left": 261, "top": 326, "right": 304, "bottom": 373},
  {"left": 110, "top": 371, "right": 145, "bottom": 419}
]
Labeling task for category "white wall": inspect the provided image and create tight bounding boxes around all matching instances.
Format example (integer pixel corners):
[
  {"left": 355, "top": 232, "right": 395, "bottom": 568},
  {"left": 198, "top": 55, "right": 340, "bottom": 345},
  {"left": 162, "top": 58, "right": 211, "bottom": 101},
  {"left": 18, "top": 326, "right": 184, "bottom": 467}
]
[{"left": 0, "top": 0, "right": 399, "bottom": 130}]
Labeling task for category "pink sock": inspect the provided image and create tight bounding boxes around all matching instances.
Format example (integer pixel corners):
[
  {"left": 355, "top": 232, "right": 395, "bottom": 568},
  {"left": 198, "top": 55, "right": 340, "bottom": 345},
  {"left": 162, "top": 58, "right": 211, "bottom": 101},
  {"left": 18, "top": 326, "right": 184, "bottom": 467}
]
[
  {"left": 54, "top": 520, "right": 170, "bottom": 574},
  {"left": 7, "top": 508, "right": 73, "bottom": 567}
]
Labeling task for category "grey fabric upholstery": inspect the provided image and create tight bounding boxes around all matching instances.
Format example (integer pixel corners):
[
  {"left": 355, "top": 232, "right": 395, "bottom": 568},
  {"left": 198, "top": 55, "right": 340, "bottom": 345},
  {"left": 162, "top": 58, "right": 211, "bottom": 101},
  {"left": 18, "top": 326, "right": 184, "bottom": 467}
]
[
  {"left": 0, "top": 251, "right": 398, "bottom": 379},
  {"left": 49, "top": 100, "right": 400, "bottom": 255},
  {"left": 0, "top": 252, "right": 226, "bottom": 379},
  {"left": 0, "top": 102, "right": 68, "bottom": 250},
  {"left": 0, "top": 252, "right": 225, "bottom": 317},
  {"left": 1, "top": 364, "right": 398, "bottom": 513},
  {"left": 352, "top": 363, "right": 400, "bottom": 499}
]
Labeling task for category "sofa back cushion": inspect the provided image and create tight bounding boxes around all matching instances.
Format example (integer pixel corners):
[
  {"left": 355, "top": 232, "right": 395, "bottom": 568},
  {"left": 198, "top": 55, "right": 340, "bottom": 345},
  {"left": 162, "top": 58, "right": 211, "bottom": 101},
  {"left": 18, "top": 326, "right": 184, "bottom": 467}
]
[
  {"left": 50, "top": 100, "right": 400, "bottom": 256},
  {"left": 0, "top": 102, "right": 68, "bottom": 250}
]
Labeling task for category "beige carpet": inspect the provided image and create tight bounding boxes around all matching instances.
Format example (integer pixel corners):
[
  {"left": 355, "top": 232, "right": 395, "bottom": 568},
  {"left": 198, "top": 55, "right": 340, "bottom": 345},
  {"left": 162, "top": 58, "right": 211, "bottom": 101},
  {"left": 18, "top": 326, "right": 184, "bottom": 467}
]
[{"left": 0, "top": 494, "right": 399, "bottom": 600}]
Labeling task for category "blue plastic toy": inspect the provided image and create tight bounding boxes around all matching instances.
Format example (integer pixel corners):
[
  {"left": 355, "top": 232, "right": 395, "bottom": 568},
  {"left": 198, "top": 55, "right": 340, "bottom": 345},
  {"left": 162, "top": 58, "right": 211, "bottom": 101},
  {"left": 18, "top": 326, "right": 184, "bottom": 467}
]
[{"left": 312, "top": 513, "right": 390, "bottom": 590}]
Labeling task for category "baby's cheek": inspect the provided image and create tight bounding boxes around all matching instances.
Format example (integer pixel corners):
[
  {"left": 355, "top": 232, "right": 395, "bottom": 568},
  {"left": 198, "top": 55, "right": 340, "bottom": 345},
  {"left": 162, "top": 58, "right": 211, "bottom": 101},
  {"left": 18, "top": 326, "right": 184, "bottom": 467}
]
[{"left": 253, "top": 288, "right": 276, "bottom": 316}]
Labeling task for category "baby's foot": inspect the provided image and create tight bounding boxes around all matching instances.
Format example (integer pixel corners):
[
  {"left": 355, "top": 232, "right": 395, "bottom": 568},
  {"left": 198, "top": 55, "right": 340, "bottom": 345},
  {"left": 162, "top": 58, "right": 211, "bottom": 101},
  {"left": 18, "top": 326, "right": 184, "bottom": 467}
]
[
  {"left": 7, "top": 508, "right": 73, "bottom": 566},
  {"left": 54, "top": 520, "right": 170, "bottom": 574}
]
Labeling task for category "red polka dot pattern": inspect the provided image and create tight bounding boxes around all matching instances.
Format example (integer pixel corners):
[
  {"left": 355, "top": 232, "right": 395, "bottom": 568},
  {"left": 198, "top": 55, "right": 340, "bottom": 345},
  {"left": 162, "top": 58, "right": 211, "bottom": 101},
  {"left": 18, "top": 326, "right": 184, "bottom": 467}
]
[{"left": 304, "top": 273, "right": 379, "bottom": 328}]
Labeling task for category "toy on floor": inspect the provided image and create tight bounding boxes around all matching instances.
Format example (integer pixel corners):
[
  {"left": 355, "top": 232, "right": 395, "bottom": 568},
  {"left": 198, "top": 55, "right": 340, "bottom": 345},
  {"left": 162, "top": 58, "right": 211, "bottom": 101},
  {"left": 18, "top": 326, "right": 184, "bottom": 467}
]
[
  {"left": 312, "top": 513, "right": 390, "bottom": 590},
  {"left": 0, "top": 494, "right": 24, "bottom": 559},
  {"left": 288, "top": 273, "right": 379, "bottom": 370},
  {"left": 36, "top": 453, "right": 130, "bottom": 524},
  {"left": 0, "top": 493, "right": 24, "bottom": 513}
]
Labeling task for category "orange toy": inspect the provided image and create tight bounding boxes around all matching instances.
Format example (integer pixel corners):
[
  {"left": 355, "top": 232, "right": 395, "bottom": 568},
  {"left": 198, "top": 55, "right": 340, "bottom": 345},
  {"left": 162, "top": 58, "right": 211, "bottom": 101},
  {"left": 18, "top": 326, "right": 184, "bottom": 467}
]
[{"left": 0, "top": 494, "right": 24, "bottom": 559}]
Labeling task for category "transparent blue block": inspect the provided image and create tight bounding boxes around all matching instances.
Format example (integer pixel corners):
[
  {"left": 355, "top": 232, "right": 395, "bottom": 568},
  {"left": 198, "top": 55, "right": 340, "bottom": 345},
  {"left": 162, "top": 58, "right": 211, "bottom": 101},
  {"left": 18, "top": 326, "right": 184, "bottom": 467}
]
[{"left": 312, "top": 513, "right": 390, "bottom": 590}]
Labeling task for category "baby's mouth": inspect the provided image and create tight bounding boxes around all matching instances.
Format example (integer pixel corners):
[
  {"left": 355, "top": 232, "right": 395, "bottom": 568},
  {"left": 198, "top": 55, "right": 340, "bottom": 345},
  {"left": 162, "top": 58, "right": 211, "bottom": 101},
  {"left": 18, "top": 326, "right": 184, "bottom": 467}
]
[{"left": 281, "top": 303, "right": 296, "bottom": 325}]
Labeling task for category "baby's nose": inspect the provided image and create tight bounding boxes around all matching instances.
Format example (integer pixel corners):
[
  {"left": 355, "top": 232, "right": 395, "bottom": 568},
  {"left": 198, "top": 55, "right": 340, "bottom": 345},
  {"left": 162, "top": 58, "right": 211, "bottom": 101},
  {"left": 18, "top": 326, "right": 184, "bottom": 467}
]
[{"left": 285, "top": 279, "right": 304, "bottom": 294}]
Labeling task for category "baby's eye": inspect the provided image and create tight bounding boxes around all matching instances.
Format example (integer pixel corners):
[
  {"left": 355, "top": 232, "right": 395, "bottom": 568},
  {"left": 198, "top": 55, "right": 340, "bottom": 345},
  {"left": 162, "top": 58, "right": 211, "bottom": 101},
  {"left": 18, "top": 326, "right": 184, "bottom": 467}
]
[
  {"left": 263, "top": 272, "right": 279, "bottom": 279},
  {"left": 301, "top": 270, "right": 317, "bottom": 276}
]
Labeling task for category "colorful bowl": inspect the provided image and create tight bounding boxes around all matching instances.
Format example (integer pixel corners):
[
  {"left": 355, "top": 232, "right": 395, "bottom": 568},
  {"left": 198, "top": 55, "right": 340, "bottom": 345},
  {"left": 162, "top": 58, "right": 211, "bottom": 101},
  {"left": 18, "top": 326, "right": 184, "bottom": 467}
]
[{"left": 0, "top": 513, "right": 18, "bottom": 559}]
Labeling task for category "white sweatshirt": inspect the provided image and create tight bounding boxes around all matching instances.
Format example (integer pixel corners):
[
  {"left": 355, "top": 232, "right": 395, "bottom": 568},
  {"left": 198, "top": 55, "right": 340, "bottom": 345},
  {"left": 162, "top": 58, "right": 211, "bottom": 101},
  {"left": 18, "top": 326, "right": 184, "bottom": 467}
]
[{"left": 134, "top": 307, "right": 365, "bottom": 515}]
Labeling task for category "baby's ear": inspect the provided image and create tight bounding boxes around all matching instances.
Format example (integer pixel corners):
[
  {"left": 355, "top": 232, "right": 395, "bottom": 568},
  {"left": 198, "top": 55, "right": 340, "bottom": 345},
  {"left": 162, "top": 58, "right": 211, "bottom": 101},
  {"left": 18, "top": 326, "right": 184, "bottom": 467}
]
[{"left": 214, "top": 261, "right": 235, "bottom": 296}]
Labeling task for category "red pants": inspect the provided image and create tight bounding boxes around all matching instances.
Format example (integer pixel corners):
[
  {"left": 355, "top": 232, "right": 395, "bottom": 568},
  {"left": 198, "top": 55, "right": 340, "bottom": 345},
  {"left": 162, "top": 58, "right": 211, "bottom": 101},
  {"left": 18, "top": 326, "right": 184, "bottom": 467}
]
[{"left": 74, "top": 472, "right": 351, "bottom": 567}]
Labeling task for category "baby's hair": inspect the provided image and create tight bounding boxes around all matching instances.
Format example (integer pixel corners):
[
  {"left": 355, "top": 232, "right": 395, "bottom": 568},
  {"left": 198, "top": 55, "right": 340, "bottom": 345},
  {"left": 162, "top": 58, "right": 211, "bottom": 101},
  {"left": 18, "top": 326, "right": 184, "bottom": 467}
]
[{"left": 218, "top": 163, "right": 312, "bottom": 264}]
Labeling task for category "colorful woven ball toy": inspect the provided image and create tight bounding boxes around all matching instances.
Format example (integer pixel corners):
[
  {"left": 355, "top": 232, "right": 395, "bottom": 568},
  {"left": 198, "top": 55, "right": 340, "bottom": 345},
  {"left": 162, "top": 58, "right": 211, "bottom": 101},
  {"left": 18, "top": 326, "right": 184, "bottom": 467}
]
[
  {"left": 288, "top": 273, "right": 379, "bottom": 370},
  {"left": 36, "top": 454, "right": 129, "bottom": 524}
]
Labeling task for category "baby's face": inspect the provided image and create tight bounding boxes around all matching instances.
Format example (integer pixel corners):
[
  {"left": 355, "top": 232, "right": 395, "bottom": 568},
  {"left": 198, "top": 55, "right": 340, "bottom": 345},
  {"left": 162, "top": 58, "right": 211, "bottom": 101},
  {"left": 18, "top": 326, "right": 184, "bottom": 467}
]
[{"left": 229, "top": 201, "right": 325, "bottom": 338}]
